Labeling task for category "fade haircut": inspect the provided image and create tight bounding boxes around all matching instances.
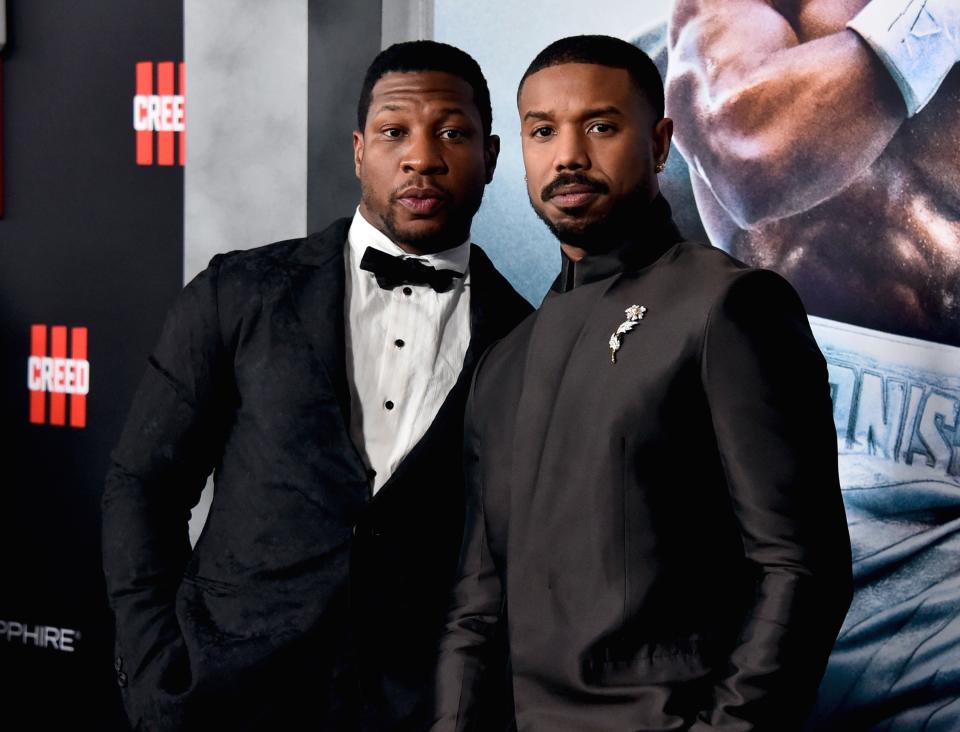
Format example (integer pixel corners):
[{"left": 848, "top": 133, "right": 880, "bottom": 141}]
[
  {"left": 518, "top": 35, "right": 664, "bottom": 121},
  {"left": 357, "top": 40, "right": 493, "bottom": 137}
]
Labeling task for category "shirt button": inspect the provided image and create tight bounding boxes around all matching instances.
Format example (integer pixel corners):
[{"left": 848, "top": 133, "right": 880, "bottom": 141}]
[
  {"left": 402, "top": 286, "right": 413, "bottom": 296},
  {"left": 394, "top": 339, "right": 405, "bottom": 348},
  {"left": 384, "top": 400, "right": 394, "bottom": 410}
]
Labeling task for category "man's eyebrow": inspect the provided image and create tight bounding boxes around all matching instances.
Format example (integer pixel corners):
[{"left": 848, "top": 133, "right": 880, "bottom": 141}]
[
  {"left": 582, "top": 106, "right": 623, "bottom": 118},
  {"left": 523, "top": 106, "right": 624, "bottom": 122},
  {"left": 372, "top": 104, "right": 471, "bottom": 118},
  {"left": 374, "top": 103, "right": 407, "bottom": 114},
  {"left": 523, "top": 110, "right": 551, "bottom": 122},
  {"left": 430, "top": 107, "right": 472, "bottom": 121}
]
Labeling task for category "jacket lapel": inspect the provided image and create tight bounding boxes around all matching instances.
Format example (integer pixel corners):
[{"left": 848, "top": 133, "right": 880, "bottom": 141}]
[{"left": 285, "top": 218, "right": 353, "bottom": 424}]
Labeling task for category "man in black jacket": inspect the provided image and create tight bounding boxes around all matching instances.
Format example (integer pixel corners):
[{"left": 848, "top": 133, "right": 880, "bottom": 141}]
[
  {"left": 102, "top": 41, "right": 530, "bottom": 731},
  {"left": 433, "top": 35, "right": 851, "bottom": 731}
]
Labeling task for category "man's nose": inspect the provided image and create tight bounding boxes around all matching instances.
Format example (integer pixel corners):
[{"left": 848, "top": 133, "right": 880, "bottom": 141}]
[
  {"left": 401, "top": 133, "right": 448, "bottom": 175},
  {"left": 554, "top": 130, "right": 590, "bottom": 172}
]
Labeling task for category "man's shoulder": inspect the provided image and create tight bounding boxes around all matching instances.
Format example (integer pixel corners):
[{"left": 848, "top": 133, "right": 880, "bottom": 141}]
[
  {"left": 659, "top": 240, "right": 809, "bottom": 332},
  {"left": 659, "top": 238, "right": 751, "bottom": 280},
  {"left": 209, "top": 218, "right": 351, "bottom": 282},
  {"left": 645, "top": 238, "right": 794, "bottom": 302}
]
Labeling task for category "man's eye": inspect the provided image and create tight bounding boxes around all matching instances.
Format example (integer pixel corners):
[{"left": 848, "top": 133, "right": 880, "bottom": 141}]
[
  {"left": 440, "top": 129, "right": 465, "bottom": 140},
  {"left": 382, "top": 128, "right": 404, "bottom": 138},
  {"left": 588, "top": 123, "right": 614, "bottom": 134},
  {"left": 531, "top": 126, "right": 554, "bottom": 138}
]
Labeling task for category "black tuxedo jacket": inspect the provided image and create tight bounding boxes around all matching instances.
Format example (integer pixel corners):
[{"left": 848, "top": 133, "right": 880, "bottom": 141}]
[
  {"left": 434, "top": 199, "right": 852, "bottom": 731},
  {"left": 102, "top": 218, "right": 531, "bottom": 731}
]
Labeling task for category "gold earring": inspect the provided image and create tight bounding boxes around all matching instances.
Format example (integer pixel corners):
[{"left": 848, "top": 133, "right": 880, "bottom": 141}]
[{"left": 655, "top": 161, "right": 665, "bottom": 173}]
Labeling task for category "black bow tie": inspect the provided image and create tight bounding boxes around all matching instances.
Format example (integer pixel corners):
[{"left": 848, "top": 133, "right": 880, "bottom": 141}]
[{"left": 359, "top": 247, "right": 464, "bottom": 293}]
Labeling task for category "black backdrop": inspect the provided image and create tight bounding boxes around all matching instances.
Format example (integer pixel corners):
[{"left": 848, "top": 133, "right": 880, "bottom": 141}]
[{"left": 0, "top": 2, "right": 182, "bottom": 727}]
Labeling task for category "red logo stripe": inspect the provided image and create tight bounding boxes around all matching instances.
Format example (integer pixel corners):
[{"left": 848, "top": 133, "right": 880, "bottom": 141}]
[
  {"left": 29, "top": 325, "right": 47, "bottom": 424},
  {"left": 70, "top": 328, "right": 88, "bottom": 428},
  {"left": 179, "top": 62, "right": 186, "bottom": 166},
  {"left": 157, "top": 62, "right": 175, "bottom": 166},
  {"left": 49, "top": 326, "right": 68, "bottom": 426},
  {"left": 136, "top": 62, "right": 154, "bottom": 165}
]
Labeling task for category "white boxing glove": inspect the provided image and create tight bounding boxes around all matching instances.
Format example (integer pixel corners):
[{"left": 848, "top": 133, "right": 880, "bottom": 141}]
[{"left": 848, "top": 0, "right": 960, "bottom": 117}]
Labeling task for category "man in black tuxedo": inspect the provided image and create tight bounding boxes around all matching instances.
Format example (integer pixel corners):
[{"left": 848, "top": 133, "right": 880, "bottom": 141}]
[
  {"left": 102, "top": 41, "right": 530, "bottom": 731},
  {"left": 433, "top": 36, "right": 852, "bottom": 731}
]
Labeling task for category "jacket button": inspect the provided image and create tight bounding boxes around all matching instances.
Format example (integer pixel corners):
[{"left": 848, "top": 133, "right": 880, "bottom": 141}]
[
  {"left": 114, "top": 656, "right": 123, "bottom": 672},
  {"left": 117, "top": 671, "right": 128, "bottom": 688}
]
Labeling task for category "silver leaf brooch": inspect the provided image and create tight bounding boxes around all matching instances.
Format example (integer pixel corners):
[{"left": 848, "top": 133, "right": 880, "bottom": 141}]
[{"left": 608, "top": 304, "right": 647, "bottom": 364}]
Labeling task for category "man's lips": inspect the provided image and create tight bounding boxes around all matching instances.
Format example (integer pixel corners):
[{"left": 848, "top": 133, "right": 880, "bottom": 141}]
[
  {"left": 549, "top": 185, "right": 600, "bottom": 208},
  {"left": 541, "top": 175, "right": 609, "bottom": 210},
  {"left": 395, "top": 187, "right": 447, "bottom": 215}
]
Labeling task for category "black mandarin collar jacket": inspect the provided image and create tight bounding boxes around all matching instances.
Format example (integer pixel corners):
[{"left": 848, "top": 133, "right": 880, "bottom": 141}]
[{"left": 434, "top": 197, "right": 852, "bottom": 732}]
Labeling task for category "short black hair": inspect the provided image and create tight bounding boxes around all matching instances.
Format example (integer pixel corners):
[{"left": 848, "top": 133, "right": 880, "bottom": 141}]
[
  {"left": 357, "top": 40, "right": 493, "bottom": 137},
  {"left": 518, "top": 35, "right": 664, "bottom": 120}
]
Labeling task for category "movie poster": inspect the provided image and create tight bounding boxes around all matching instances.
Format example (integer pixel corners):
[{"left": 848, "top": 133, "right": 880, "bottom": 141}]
[{"left": 435, "top": 1, "right": 960, "bottom": 728}]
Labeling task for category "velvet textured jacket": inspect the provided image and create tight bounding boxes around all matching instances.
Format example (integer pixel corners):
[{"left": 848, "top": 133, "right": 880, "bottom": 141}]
[
  {"left": 102, "top": 218, "right": 531, "bottom": 731},
  {"left": 433, "top": 197, "right": 853, "bottom": 732}
]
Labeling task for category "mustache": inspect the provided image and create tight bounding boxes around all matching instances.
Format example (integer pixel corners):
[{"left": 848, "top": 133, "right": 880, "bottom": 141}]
[{"left": 540, "top": 172, "right": 609, "bottom": 202}]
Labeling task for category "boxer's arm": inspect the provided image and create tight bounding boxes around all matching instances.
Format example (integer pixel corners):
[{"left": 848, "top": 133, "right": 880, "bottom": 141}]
[{"left": 666, "top": 0, "right": 905, "bottom": 227}]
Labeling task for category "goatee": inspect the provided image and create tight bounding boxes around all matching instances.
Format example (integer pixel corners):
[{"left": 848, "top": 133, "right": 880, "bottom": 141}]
[{"left": 530, "top": 179, "right": 653, "bottom": 254}]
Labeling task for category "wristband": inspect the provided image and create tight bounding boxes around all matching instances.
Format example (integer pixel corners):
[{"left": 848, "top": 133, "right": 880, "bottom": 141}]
[{"left": 848, "top": 0, "right": 960, "bottom": 117}]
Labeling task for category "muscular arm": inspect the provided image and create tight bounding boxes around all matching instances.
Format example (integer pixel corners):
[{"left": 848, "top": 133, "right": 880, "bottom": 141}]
[
  {"left": 693, "top": 269, "right": 853, "bottom": 730},
  {"left": 102, "top": 257, "right": 229, "bottom": 720},
  {"left": 666, "top": 0, "right": 905, "bottom": 227}
]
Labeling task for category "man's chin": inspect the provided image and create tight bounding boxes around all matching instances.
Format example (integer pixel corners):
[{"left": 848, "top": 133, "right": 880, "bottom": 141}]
[
  {"left": 382, "top": 214, "right": 471, "bottom": 253},
  {"left": 537, "top": 208, "right": 605, "bottom": 248}
]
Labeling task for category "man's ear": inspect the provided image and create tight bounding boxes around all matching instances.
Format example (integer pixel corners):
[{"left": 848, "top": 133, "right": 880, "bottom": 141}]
[
  {"left": 484, "top": 134, "right": 501, "bottom": 184},
  {"left": 652, "top": 118, "right": 673, "bottom": 167},
  {"left": 353, "top": 130, "right": 364, "bottom": 179}
]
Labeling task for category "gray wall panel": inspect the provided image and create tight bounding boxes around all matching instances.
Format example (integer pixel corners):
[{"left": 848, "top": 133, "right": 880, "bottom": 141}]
[
  {"left": 381, "top": 0, "right": 432, "bottom": 48},
  {"left": 184, "top": 0, "right": 308, "bottom": 282},
  {"left": 307, "top": 0, "right": 382, "bottom": 232}
]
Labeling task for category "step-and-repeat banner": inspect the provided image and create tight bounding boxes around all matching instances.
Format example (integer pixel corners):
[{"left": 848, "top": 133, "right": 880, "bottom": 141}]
[
  {"left": 0, "top": 1, "right": 183, "bottom": 727},
  {"left": 435, "top": 1, "right": 960, "bottom": 729}
]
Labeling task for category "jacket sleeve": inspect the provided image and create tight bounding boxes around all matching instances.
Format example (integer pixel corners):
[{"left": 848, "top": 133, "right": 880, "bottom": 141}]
[
  {"left": 693, "top": 269, "right": 853, "bottom": 731},
  {"left": 432, "top": 354, "right": 508, "bottom": 732},
  {"left": 101, "top": 255, "right": 231, "bottom": 722}
]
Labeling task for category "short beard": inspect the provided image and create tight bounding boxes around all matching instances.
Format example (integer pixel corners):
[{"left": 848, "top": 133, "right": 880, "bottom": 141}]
[
  {"left": 530, "top": 179, "right": 653, "bottom": 254},
  {"left": 361, "top": 183, "right": 478, "bottom": 254}
]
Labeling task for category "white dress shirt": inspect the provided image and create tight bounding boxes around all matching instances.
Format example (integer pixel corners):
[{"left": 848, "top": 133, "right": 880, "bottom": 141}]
[{"left": 343, "top": 208, "right": 471, "bottom": 494}]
